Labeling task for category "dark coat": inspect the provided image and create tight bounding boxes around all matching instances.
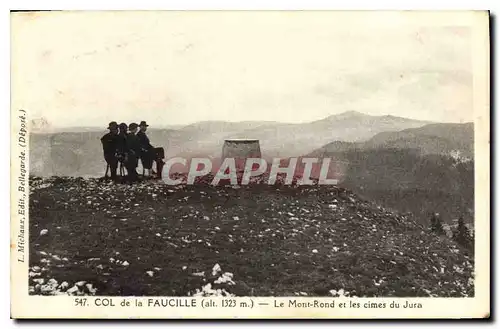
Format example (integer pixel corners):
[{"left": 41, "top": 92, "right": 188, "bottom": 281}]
[
  {"left": 126, "top": 132, "right": 142, "bottom": 156},
  {"left": 137, "top": 131, "right": 153, "bottom": 152},
  {"left": 116, "top": 132, "right": 129, "bottom": 156},
  {"left": 100, "top": 132, "right": 119, "bottom": 156}
]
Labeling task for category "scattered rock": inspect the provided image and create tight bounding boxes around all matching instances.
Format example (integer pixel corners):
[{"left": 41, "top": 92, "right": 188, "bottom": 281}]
[{"left": 212, "top": 263, "right": 222, "bottom": 276}]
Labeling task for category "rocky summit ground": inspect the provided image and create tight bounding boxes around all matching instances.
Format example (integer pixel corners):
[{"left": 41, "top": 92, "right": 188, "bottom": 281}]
[{"left": 28, "top": 176, "right": 474, "bottom": 297}]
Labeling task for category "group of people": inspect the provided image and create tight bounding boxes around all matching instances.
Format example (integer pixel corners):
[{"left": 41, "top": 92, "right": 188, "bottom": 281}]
[{"left": 101, "top": 120, "right": 165, "bottom": 182}]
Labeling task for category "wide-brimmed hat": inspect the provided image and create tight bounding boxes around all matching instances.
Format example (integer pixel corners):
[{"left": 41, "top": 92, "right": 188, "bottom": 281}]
[
  {"left": 129, "top": 122, "right": 139, "bottom": 130},
  {"left": 139, "top": 121, "right": 149, "bottom": 127},
  {"left": 118, "top": 122, "right": 128, "bottom": 130},
  {"left": 107, "top": 121, "right": 118, "bottom": 129}
]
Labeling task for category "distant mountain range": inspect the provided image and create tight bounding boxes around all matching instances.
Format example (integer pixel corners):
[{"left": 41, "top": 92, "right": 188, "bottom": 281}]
[
  {"left": 310, "top": 122, "right": 474, "bottom": 159},
  {"left": 306, "top": 122, "right": 474, "bottom": 225},
  {"left": 226, "top": 111, "right": 433, "bottom": 157},
  {"left": 29, "top": 111, "right": 472, "bottom": 177},
  {"left": 29, "top": 111, "right": 437, "bottom": 177}
]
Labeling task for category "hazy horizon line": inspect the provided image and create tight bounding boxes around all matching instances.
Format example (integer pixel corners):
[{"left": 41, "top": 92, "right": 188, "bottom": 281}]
[{"left": 35, "top": 110, "right": 473, "bottom": 130}]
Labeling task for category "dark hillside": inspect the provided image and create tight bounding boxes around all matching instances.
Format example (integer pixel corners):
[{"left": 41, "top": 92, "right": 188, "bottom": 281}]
[
  {"left": 29, "top": 176, "right": 474, "bottom": 297},
  {"left": 307, "top": 122, "right": 474, "bottom": 226},
  {"left": 324, "top": 149, "right": 474, "bottom": 226}
]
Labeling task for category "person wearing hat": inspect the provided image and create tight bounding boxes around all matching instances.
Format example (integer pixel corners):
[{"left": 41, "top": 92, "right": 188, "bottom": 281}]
[
  {"left": 137, "top": 121, "right": 155, "bottom": 177},
  {"left": 118, "top": 122, "right": 128, "bottom": 134},
  {"left": 137, "top": 120, "right": 166, "bottom": 178},
  {"left": 100, "top": 121, "right": 120, "bottom": 180},
  {"left": 117, "top": 122, "right": 129, "bottom": 151},
  {"left": 115, "top": 123, "right": 129, "bottom": 170},
  {"left": 125, "top": 122, "right": 141, "bottom": 182}
]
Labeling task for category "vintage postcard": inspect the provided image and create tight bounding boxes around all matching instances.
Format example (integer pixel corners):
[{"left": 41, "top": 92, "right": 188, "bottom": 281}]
[{"left": 10, "top": 10, "right": 490, "bottom": 319}]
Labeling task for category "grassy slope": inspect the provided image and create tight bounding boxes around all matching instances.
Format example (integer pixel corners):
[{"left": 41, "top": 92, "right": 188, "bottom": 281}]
[{"left": 29, "top": 176, "right": 474, "bottom": 297}]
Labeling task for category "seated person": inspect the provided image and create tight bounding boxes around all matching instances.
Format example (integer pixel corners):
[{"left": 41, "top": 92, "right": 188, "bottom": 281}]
[
  {"left": 125, "top": 122, "right": 141, "bottom": 182},
  {"left": 115, "top": 123, "right": 129, "bottom": 175},
  {"left": 137, "top": 120, "right": 165, "bottom": 178},
  {"left": 100, "top": 121, "right": 119, "bottom": 180}
]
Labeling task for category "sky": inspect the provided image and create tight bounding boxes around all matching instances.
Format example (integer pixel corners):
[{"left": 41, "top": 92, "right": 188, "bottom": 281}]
[{"left": 12, "top": 11, "right": 480, "bottom": 127}]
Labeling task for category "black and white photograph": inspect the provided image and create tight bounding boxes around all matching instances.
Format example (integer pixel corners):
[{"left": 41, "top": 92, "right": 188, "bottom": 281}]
[{"left": 10, "top": 10, "right": 490, "bottom": 319}]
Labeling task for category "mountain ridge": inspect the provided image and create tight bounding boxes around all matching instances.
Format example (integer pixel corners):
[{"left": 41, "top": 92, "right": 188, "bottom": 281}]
[
  {"left": 32, "top": 111, "right": 465, "bottom": 134},
  {"left": 306, "top": 122, "right": 474, "bottom": 226},
  {"left": 29, "top": 111, "right": 439, "bottom": 177},
  {"left": 310, "top": 122, "right": 474, "bottom": 158}
]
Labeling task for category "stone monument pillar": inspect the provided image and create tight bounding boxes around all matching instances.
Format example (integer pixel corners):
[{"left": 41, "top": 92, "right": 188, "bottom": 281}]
[{"left": 222, "top": 139, "right": 261, "bottom": 170}]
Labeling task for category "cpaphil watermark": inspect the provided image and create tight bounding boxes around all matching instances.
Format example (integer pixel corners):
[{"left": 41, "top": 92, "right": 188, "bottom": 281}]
[{"left": 162, "top": 157, "right": 340, "bottom": 186}]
